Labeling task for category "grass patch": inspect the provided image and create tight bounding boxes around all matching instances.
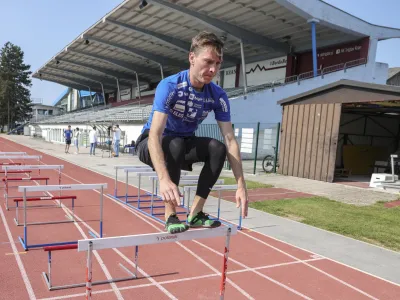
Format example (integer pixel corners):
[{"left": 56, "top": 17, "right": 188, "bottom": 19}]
[
  {"left": 219, "top": 177, "right": 273, "bottom": 189},
  {"left": 249, "top": 197, "right": 400, "bottom": 251}
]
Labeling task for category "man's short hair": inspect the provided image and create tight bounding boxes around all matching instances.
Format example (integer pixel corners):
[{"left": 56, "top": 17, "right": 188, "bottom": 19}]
[
  {"left": 190, "top": 31, "right": 224, "bottom": 57},
  {"left": 68, "top": 125, "right": 71, "bottom": 127}
]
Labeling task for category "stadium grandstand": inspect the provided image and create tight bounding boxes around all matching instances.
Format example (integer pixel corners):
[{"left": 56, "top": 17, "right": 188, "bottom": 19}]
[{"left": 26, "top": 0, "right": 400, "bottom": 176}]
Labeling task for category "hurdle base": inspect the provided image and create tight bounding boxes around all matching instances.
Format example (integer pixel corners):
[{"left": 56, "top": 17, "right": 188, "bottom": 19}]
[
  {"left": 126, "top": 199, "right": 163, "bottom": 204},
  {"left": 42, "top": 265, "right": 137, "bottom": 291},
  {"left": 19, "top": 237, "right": 77, "bottom": 251},
  {"left": 115, "top": 193, "right": 158, "bottom": 199},
  {"left": 14, "top": 218, "right": 74, "bottom": 227}
]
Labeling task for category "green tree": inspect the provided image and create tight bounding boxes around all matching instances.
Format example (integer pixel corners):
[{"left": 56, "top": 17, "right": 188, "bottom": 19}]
[{"left": 0, "top": 42, "right": 32, "bottom": 132}]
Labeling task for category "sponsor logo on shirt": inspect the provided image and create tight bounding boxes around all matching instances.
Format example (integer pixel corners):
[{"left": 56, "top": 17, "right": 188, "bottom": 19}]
[
  {"left": 173, "top": 103, "right": 185, "bottom": 113},
  {"left": 170, "top": 108, "right": 184, "bottom": 118},
  {"left": 187, "top": 108, "right": 197, "bottom": 118}
]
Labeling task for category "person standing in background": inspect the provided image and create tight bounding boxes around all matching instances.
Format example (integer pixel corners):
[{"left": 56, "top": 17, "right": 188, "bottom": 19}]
[
  {"left": 89, "top": 126, "right": 97, "bottom": 156},
  {"left": 112, "top": 124, "right": 121, "bottom": 157},
  {"left": 63, "top": 125, "right": 73, "bottom": 154},
  {"left": 74, "top": 127, "right": 81, "bottom": 154}
]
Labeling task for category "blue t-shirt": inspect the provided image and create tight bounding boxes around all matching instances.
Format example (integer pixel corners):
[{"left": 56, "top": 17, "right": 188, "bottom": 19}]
[
  {"left": 64, "top": 129, "right": 73, "bottom": 140},
  {"left": 142, "top": 70, "right": 231, "bottom": 137}
]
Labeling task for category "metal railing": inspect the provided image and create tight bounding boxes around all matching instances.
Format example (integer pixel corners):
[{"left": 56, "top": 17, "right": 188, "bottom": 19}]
[{"left": 228, "top": 57, "right": 368, "bottom": 97}]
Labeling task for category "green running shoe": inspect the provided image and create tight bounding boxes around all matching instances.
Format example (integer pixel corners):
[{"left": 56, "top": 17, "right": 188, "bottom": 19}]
[
  {"left": 165, "top": 214, "right": 189, "bottom": 234},
  {"left": 187, "top": 211, "right": 221, "bottom": 228}
]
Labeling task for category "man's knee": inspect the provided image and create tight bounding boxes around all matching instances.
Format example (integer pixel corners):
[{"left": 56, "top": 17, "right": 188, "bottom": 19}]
[{"left": 209, "top": 139, "right": 227, "bottom": 159}]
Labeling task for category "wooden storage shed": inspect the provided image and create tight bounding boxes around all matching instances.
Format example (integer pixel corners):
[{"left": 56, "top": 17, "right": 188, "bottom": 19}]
[{"left": 277, "top": 79, "right": 400, "bottom": 182}]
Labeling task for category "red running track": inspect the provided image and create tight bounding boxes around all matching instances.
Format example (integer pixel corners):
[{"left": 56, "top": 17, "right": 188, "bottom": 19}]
[{"left": 0, "top": 137, "right": 400, "bottom": 300}]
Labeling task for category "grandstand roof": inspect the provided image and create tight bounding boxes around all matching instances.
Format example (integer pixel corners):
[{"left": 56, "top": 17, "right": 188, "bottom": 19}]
[
  {"left": 32, "top": 0, "right": 400, "bottom": 93},
  {"left": 388, "top": 67, "right": 400, "bottom": 80}
]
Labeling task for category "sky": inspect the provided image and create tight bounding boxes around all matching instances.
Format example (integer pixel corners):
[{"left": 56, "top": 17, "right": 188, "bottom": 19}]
[{"left": 1, "top": 0, "right": 400, "bottom": 105}]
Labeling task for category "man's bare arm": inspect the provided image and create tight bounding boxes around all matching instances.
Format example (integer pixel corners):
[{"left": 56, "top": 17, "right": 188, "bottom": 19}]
[
  {"left": 148, "top": 111, "right": 169, "bottom": 181},
  {"left": 148, "top": 111, "right": 180, "bottom": 205},
  {"left": 218, "top": 121, "right": 245, "bottom": 187},
  {"left": 218, "top": 121, "right": 248, "bottom": 217}
]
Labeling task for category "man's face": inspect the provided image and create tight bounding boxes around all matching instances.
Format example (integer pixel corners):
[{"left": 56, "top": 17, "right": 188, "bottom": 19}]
[
  {"left": 68, "top": 126, "right": 71, "bottom": 130},
  {"left": 189, "top": 46, "right": 222, "bottom": 85}
]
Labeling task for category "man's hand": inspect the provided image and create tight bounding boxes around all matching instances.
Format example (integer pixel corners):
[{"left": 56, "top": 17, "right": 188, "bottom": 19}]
[
  {"left": 159, "top": 178, "right": 181, "bottom": 207},
  {"left": 236, "top": 186, "right": 248, "bottom": 218}
]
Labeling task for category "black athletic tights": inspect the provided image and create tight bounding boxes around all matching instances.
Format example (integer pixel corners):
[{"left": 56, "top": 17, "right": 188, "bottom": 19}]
[{"left": 162, "top": 136, "right": 227, "bottom": 199}]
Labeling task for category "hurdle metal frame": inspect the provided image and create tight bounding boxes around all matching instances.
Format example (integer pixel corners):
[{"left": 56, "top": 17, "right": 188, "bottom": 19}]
[
  {"left": 17, "top": 183, "right": 107, "bottom": 250},
  {"left": 141, "top": 176, "right": 225, "bottom": 224},
  {"left": 121, "top": 168, "right": 161, "bottom": 203},
  {"left": 2, "top": 165, "right": 63, "bottom": 210},
  {"left": 113, "top": 165, "right": 152, "bottom": 197},
  {"left": 109, "top": 170, "right": 195, "bottom": 222},
  {"left": 109, "top": 167, "right": 242, "bottom": 228},
  {"left": 42, "top": 243, "right": 138, "bottom": 291},
  {"left": 78, "top": 225, "right": 236, "bottom": 299},
  {"left": 183, "top": 185, "right": 243, "bottom": 229},
  {"left": 122, "top": 169, "right": 189, "bottom": 205},
  {"left": 14, "top": 195, "right": 77, "bottom": 226}
]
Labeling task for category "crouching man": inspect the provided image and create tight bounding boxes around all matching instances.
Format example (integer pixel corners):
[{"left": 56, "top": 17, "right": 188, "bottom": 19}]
[{"left": 136, "top": 31, "right": 248, "bottom": 233}]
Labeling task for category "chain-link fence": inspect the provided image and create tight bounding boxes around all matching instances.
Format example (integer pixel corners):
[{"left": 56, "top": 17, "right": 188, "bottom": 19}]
[{"left": 196, "top": 122, "right": 280, "bottom": 174}]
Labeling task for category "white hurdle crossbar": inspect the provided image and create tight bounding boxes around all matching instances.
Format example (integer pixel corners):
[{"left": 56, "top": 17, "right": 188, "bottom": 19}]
[
  {"left": 184, "top": 185, "right": 243, "bottom": 229},
  {"left": 2, "top": 165, "right": 64, "bottom": 210},
  {"left": 79, "top": 225, "right": 236, "bottom": 299},
  {"left": 0, "top": 155, "right": 42, "bottom": 167},
  {"left": 0, "top": 155, "right": 41, "bottom": 161},
  {"left": 0, "top": 152, "right": 27, "bottom": 155},
  {"left": 17, "top": 183, "right": 107, "bottom": 250}
]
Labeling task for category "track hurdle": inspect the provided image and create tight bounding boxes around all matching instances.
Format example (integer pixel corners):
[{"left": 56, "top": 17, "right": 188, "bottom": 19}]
[
  {"left": 0, "top": 155, "right": 41, "bottom": 166},
  {"left": 184, "top": 185, "right": 243, "bottom": 230},
  {"left": 2, "top": 165, "right": 63, "bottom": 210},
  {"left": 112, "top": 169, "right": 189, "bottom": 209},
  {"left": 121, "top": 167, "right": 156, "bottom": 202},
  {"left": 113, "top": 168, "right": 188, "bottom": 205},
  {"left": 142, "top": 175, "right": 225, "bottom": 224},
  {"left": 124, "top": 169, "right": 189, "bottom": 206},
  {"left": 17, "top": 183, "right": 107, "bottom": 250},
  {"left": 113, "top": 165, "right": 152, "bottom": 197},
  {"left": 78, "top": 225, "right": 236, "bottom": 299},
  {"left": 13, "top": 195, "right": 77, "bottom": 226}
]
